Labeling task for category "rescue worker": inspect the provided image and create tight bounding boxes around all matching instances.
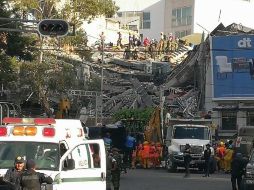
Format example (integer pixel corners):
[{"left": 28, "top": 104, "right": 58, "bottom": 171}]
[
  {"left": 131, "top": 147, "right": 137, "bottom": 169},
  {"left": 203, "top": 144, "right": 212, "bottom": 177},
  {"left": 111, "top": 148, "right": 121, "bottom": 190},
  {"left": 3, "top": 156, "right": 25, "bottom": 190},
  {"left": 231, "top": 153, "right": 248, "bottom": 190},
  {"left": 183, "top": 144, "right": 192, "bottom": 177},
  {"left": 224, "top": 145, "right": 234, "bottom": 173},
  {"left": 149, "top": 142, "right": 156, "bottom": 168},
  {"left": 136, "top": 142, "right": 143, "bottom": 168},
  {"left": 155, "top": 142, "right": 163, "bottom": 168},
  {"left": 216, "top": 141, "right": 226, "bottom": 171},
  {"left": 141, "top": 141, "right": 150, "bottom": 169},
  {"left": 20, "top": 159, "right": 53, "bottom": 190}
]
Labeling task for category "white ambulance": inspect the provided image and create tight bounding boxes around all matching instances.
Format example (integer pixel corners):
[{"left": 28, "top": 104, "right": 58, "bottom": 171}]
[{"left": 0, "top": 117, "right": 106, "bottom": 190}]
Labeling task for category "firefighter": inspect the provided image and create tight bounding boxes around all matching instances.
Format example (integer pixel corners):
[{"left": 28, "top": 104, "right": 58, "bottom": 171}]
[
  {"left": 216, "top": 141, "right": 226, "bottom": 171},
  {"left": 136, "top": 142, "right": 143, "bottom": 168},
  {"left": 149, "top": 142, "right": 156, "bottom": 168},
  {"left": 141, "top": 141, "right": 150, "bottom": 169},
  {"left": 154, "top": 142, "right": 162, "bottom": 168},
  {"left": 3, "top": 156, "right": 25, "bottom": 190},
  {"left": 224, "top": 144, "right": 234, "bottom": 173}
]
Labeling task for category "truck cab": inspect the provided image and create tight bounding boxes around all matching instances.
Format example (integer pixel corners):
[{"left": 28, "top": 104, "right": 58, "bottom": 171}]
[
  {"left": 0, "top": 117, "right": 106, "bottom": 190},
  {"left": 164, "top": 119, "right": 214, "bottom": 172}
]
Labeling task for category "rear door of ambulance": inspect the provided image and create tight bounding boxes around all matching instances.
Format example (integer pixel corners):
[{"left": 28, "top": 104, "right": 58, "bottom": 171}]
[{"left": 56, "top": 139, "right": 106, "bottom": 189}]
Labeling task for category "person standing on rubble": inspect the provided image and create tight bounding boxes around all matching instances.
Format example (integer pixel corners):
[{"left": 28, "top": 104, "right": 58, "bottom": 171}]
[{"left": 117, "top": 32, "right": 122, "bottom": 48}]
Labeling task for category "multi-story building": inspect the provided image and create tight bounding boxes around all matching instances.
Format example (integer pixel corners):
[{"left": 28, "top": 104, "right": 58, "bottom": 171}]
[
  {"left": 164, "top": 0, "right": 254, "bottom": 38},
  {"left": 115, "top": 0, "right": 254, "bottom": 41},
  {"left": 205, "top": 32, "right": 254, "bottom": 139},
  {"left": 114, "top": 0, "right": 165, "bottom": 41}
]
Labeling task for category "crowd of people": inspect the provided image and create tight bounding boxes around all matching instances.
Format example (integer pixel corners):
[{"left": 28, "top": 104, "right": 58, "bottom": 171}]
[
  {"left": 99, "top": 31, "right": 190, "bottom": 61},
  {"left": 182, "top": 140, "right": 249, "bottom": 190}
]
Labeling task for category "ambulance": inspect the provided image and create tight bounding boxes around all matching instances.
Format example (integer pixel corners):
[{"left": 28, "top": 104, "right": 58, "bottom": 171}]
[{"left": 0, "top": 117, "right": 106, "bottom": 189}]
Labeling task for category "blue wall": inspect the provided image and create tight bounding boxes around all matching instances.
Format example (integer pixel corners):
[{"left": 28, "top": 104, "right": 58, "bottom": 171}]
[{"left": 211, "top": 34, "right": 254, "bottom": 99}]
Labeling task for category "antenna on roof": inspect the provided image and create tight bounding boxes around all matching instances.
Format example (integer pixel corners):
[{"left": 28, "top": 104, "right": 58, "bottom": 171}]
[{"left": 218, "top": 9, "right": 221, "bottom": 22}]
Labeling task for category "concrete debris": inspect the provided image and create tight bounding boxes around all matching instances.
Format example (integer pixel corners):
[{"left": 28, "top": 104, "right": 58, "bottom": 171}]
[{"left": 79, "top": 23, "right": 251, "bottom": 119}]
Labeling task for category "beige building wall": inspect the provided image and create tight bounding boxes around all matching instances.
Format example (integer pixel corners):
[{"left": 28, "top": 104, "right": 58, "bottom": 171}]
[{"left": 164, "top": 0, "right": 194, "bottom": 37}]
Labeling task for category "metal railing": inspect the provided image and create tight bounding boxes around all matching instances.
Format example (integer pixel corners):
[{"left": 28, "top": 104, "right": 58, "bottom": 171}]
[{"left": 0, "top": 102, "right": 21, "bottom": 125}]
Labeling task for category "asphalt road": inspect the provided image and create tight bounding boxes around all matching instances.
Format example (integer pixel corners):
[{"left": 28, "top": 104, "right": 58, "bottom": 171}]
[{"left": 120, "top": 168, "right": 231, "bottom": 190}]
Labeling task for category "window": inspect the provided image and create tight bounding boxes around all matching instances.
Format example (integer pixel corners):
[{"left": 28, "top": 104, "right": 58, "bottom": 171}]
[
  {"left": 246, "top": 111, "right": 254, "bottom": 126},
  {"left": 142, "top": 12, "right": 151, "bottom": 29},
  {"left": 117, "top": 11, "right": 148, "bottom": 29},
  {"left": 173, "top": 126, "right": 209, "bottom": 140},
  {"left": 0, "top": 142, "right": 59, "bottom": 170},
  {"left": 172, "top": 6, "right": 192, "bottom": 27},
  {"left": 221, "top": 111, "right": 237, "bottom": 130},
  {"left": 117, "top": 12, "right": 122, "bottom": 17},
  {"left": 175, "top": 29, "right": 191, "bottom": 38},
  {"left": 65, "top": 143, "right": 101, "bottom": 169}
]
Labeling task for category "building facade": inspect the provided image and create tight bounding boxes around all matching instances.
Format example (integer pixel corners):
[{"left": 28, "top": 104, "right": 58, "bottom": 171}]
[
  {"left": 114, "top": 0, "right": 165, "bottom": 41},
  {"left": 113, "top": 0, "right": 254, "bottom": 42},
  {"left": 205, "top": 34, "right": 254, "bottom": 138},
  {"left": 164, "top": 0, "right": 254, "bottom": 38}
]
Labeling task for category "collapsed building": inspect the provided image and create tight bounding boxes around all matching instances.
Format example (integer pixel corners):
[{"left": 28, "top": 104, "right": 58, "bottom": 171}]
[{"left": 82, "top": 22, "right": 254, "bottom": 140}]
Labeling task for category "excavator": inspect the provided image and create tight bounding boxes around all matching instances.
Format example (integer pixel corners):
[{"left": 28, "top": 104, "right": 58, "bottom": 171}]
[{"left": 144, "top": 106, "right": 163, "bottom": 144}]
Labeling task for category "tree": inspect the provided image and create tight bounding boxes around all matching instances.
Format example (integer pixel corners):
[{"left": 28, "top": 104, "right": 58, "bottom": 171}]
[
  {"left": 0, "top": 0, "right": 38, "bottom": 95},
  {"left": 113, "top": 108, "right": 154, "bottom": 123},
  {"left": 19, "top": 55, "right": 78, "bottom": 116},
  {"left": 0, "top": 52, "right": 19, "bottom": 88},
  {"left": 8, "top": 0, "right": 119, "bottom": 116},
  {"left": 0, "top": 0, "right": 38, "bottom": 61}
]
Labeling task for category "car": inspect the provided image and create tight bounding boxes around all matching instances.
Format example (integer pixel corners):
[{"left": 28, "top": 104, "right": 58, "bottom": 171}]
[{"left": 242, "top": 149, "right": 254, "bottom": 190}]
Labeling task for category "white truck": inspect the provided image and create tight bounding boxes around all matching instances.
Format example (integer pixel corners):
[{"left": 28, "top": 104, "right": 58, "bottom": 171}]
[
  {"left": 164, "top": 118, "right": 214, "bottom": 172},
  {"left": 0, "top": 117, "right": 106, "bottom": 190}
]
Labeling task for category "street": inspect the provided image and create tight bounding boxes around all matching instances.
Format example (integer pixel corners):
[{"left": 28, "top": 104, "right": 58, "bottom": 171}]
[{"left": 121, "top": 169, "right": 231, "bottom": 190}]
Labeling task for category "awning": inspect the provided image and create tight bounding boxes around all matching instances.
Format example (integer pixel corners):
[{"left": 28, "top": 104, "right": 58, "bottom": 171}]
[
  {"left": 213, "top": 105, "right": 238, "bottom": 111},
  {"left": 238, "top": 106, "right": 254, "bottom": 111}
]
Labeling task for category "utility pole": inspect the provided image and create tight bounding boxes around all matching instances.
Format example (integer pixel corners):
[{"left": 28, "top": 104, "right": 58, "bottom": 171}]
[
  {"left": 159, "top": 87, "right": 165, "bottom": 142},
  {"left": 100, "top": 32, "right": 105, "bottom": 124}
]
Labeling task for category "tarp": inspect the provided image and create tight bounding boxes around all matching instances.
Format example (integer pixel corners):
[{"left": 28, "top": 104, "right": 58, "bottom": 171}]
[{"left": 181, "top": 33, "right": 203, "bottom": 45}]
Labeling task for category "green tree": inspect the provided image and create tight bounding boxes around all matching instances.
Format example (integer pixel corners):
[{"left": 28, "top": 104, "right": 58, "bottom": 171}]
[
  {"left": 0, "top": 52, "right": 19, "bottom": 88},
  {"left": 0, "top": 0, "right": 38, "bottom": 61},
  {"left": 113, "top": 108, "right": 154, "bottom": 123},
  {"left": 8, "top": 0, "right": 118, "bottom": 116},
  {"left": 19, "top": 55, "right": 77, "bottom": 115}
]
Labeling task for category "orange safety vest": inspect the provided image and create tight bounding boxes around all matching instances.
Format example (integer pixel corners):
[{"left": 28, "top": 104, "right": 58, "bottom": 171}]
[{"left": 142, "top": 145, "right": 150, "bottom": 159}]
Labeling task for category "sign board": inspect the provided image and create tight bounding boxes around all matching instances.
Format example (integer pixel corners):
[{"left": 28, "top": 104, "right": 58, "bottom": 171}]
[{"left": 210, "top": 35, "right": 254, "bottom": 99}]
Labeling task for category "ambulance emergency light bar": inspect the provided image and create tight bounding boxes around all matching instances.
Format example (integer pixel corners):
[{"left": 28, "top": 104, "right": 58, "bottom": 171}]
[
  {"left": 0, "top": 117, "right": 55, "bottom": 137},
  {"left": 2, "top": 117, "right": 56, "bottom": 125}
]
